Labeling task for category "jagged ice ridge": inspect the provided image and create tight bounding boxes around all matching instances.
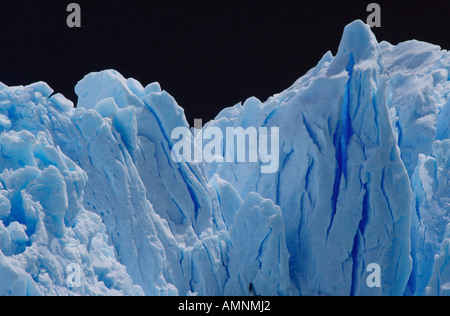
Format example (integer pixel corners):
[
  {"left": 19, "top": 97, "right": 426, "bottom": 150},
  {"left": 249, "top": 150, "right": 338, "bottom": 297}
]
[{"left": 0, "top": 20, "right": 449, "bottom": 296}]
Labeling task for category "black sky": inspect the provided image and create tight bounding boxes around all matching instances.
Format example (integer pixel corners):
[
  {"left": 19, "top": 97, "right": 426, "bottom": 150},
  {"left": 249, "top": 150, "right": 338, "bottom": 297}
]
[{"left": 1, "top": 0, "right": 450, "bottom": 125}]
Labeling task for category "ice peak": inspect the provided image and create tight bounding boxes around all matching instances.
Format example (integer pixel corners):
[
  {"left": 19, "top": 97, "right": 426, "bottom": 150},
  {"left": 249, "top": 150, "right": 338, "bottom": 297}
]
[
  {"left": 329, "top": 20, "right": 382, "bottom": 75},
  {"left": 339, "top": 20, "right": 381, "bottom": 62},
  {"left": 75, "top": 69, "right": 145, "bottom": 110}
]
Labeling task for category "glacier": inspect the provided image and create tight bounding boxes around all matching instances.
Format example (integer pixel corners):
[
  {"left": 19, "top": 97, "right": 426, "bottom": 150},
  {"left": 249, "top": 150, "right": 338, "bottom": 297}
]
[{"left": 0, "top": 20, "right": 449, "bottom": 296}]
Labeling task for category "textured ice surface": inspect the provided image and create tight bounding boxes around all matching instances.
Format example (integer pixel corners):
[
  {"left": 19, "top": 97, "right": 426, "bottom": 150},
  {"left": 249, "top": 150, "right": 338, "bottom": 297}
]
[
  {"left": 224, "top": 192, "right": 290, "bottom": 296},
  {"left": 0, "top": 20, "right": 449, "bottom": 296}
]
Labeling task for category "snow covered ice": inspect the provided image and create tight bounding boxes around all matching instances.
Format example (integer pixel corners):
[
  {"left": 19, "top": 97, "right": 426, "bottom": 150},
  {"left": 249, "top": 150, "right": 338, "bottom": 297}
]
[{"left": 0, "top": 20, "right": 449, "bottom": 296}]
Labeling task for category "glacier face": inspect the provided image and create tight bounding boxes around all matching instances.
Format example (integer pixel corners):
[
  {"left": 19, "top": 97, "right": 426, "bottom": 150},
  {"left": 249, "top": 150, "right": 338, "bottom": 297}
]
[{"left": 0, "top": 20, "right": 449, "bottom": 296}]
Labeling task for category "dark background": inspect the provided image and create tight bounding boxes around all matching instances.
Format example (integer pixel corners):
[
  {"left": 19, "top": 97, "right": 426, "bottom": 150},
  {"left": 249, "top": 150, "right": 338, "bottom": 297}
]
[{"left": 1, "top": 0, "right": 449, "bottom": 125}]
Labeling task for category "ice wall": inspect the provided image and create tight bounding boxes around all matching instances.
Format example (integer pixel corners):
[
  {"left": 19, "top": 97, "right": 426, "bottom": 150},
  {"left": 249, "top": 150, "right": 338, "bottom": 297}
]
[{"left": 0, "top": 20, "right": 449, "bottom": 296}]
